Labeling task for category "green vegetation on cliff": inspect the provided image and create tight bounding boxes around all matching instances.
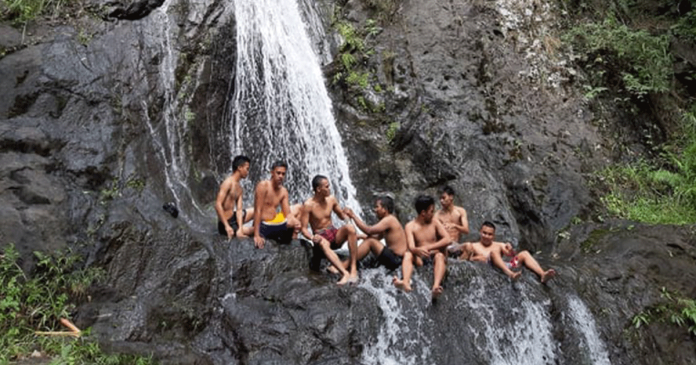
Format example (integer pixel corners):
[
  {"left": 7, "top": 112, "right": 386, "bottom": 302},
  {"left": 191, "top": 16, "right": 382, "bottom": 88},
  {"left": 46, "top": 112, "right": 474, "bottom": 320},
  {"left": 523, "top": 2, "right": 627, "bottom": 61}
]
[
  {"left": 0, "top": 244, "right": 153, "bottom": 364},
  {"left": 563, "top": 0, "right": 696, "bottom": 223}
]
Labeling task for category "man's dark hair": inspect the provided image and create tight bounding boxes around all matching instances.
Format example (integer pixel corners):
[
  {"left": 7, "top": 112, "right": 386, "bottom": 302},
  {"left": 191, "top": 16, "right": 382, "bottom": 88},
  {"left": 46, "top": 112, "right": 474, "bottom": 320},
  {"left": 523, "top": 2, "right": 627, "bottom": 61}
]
[
  {"left": 376, "top": 195, "right": 395, "bottom": 214},
  {"left": 312, "top": 175, "right": 328, "bottom": 192},
  {"left": 271, "top": 160, "right": 287, "bottom": 170},
  {"left": 414, "top": 195, "right": 435, "bottom": 214},
  {"left": 439, "top": 185, "right": 455, "bottom": 196},
  {"left": 232, "top": 155, "right": 250, "bottom": 172},
  {"left": 481, "top": 221, "right": 496, "bottom": 231}
]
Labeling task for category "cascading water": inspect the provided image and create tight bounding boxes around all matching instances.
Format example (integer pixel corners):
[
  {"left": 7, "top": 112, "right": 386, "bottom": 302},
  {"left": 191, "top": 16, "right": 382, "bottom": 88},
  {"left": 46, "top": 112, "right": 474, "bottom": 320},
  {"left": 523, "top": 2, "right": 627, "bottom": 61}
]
[
  {"left": 141, "top": 0, "right": 214, "bottom": 227},
  {"left": 229, "top": 0, "right": 361, "bottom": 215},
  {"left": 566, "top": 296, "right": 612, "bottom": 365}
]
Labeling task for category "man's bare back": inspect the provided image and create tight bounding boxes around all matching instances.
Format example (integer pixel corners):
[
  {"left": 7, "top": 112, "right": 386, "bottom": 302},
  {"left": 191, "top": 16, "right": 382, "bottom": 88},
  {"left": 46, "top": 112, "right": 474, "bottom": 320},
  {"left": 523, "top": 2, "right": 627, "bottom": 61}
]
[{"left": 378, "top": 215, "right": 408, "bottom": 256}]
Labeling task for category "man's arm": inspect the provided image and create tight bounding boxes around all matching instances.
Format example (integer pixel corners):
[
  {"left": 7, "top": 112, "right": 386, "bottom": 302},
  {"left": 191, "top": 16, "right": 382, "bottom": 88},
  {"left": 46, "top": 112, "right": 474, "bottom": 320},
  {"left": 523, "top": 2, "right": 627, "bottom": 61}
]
[
  {"left": 456, "top": 208, "right": 470, "bottom": 235},
  {"left": 235, "top": 186, "right": 246, "bottom": 237},
  {"left": 253, "top": 182, "right": 265, "bottom": 248},
  {"left": 426, "top": 219, "right": 452, "bottom": 251},
  {"left": 331, "top": 197, "right": 347, "bottom": 220},
  {"left": 407, "top": 223, "right": 429, "bottom": 258},
  {"left": 299, "top": 202, "right": 313, "bottom": 240},
  {"left": 215, "top": 180, "right": 233, "bottom": 239},
  {"left": 346, "top": 209, "right": 388, "bottom": 237}
]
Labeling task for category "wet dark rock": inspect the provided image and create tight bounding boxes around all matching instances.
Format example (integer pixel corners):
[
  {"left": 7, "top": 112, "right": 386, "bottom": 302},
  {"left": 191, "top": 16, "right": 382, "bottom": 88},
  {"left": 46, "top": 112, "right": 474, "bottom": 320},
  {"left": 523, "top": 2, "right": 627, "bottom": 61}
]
[
  {"left": 97, "top": 0, "right": 166, "bottom": 20},
  {"left": 1, "top": 0, "right": 695, "bottom": 363}
]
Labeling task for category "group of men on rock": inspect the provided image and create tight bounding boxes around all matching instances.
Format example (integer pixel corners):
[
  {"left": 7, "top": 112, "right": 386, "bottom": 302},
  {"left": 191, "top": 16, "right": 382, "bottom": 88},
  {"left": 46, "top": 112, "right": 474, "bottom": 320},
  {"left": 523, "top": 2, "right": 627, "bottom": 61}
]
[{"left": 216, "top": 156, "right": 555, "bottom": 297}]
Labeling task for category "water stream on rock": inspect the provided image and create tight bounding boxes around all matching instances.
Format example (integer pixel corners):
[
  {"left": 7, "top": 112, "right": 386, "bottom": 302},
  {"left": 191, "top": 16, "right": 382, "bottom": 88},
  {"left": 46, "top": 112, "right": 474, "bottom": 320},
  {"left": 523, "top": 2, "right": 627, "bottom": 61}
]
[{"left": 229, "top": 0, "right": 361, "bottom": 216}]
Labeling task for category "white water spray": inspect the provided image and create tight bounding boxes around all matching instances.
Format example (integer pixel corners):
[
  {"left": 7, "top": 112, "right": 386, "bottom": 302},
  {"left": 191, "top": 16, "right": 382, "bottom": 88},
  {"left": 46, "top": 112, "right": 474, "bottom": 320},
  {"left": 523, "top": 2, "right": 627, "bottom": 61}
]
[
  {"left": 567, "top": 296, "right": 612, "bottom": 365},
  {"left": 230, "top": 0, "right": 362, "bottom": 215}
]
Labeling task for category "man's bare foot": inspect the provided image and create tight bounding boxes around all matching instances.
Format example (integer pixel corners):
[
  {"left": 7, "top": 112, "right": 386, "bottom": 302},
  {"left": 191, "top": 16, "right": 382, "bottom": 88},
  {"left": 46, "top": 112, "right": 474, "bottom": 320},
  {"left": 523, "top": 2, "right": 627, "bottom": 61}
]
[
  {"left": 541, "top": 269, "right": 556, "bottom": 283},
  {"left": 431, "top": 286, "right": 443, "bottom": 299},
  {"left": 337, "top": 274, "right": 351, "bottom": 286},
  {"left": 392, "top": 276, "right": 412, "bottom": 292},
  {"left": 509, "top": 271, "right": 522, "bottom": 281}
]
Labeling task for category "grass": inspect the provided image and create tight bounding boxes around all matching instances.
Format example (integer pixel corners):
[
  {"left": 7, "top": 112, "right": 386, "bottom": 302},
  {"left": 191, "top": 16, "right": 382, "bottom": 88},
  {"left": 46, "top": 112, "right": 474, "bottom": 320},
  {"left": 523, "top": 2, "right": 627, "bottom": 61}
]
[
  {"left": 0, "top": 243, "right": 154, "bottom": 364},
  {"left": 1, "top": 0, "right": 79, "bottom": 24},
  {"left": 596, "top": 106, "right": 696, "bottom": 224},
  {"left": 564, "top": 14, "right": 672, "bottom": 98}
]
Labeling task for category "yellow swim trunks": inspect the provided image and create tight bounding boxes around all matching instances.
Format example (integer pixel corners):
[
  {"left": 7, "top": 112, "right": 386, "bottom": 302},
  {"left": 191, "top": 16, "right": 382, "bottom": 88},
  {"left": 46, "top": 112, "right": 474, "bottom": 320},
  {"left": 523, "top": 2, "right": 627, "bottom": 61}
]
[{"left": 265, "top": 212, "right": 286, "bottom": 224}]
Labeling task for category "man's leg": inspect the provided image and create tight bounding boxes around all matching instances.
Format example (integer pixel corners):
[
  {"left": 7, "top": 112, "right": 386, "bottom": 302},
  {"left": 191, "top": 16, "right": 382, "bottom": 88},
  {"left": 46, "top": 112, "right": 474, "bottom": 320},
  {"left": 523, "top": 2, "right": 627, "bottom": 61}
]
[
  {"left": 432, "top": 252, "right": 446, "bottom": 298},
  {"left": 490, "top": 250, "right": 521, "bottom": 280},
  {"left": 336, "top": 224, "right": 358, "bottom": 280},
  {"left": 393, "top": 251, "right": 414, "bottom": 292},
  {"left": 516, "top": 250, "right": 556, "bottom": 283},
  {"left": 339, "top": 237, "right": 383, "bottom": 269},
  {"left": 316, "top": 237, "right": 352, "bottom": 285},
  {"left": 242, "top": 208, "right": 254, "bottom": 223}
]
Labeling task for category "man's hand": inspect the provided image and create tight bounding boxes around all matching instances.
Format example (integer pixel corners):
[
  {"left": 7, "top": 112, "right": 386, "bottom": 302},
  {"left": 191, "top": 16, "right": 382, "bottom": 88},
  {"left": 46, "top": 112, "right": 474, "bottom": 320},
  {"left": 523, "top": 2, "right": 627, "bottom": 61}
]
[
  {"left": 344, "top": 208, "right": 354, "bottom": 218},
  {"left": 503, "top": 243, "right": 515, "bottom": 256},
  {"left": 225, "top": 225, "right": 235, "bottom": 240},
  {"left": 254, "top": 235, "right": 265, "bottom": 249},
  {"left": 236, "top": 228, "right": 247, "bottom": 238},
  {"left": 412, "top": 246, "right": 430, "bottom": 259}
]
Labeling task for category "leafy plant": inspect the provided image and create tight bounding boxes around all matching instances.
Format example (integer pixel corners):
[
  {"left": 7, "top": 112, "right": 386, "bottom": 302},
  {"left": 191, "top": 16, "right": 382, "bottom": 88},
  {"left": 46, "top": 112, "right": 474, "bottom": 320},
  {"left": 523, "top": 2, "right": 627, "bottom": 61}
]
[
  {"left": 0, "top": 244, "right": 150, "bottom": 364},
  {"left": 631, "top": 288, "right": 696, "bottom": 336},
  {"left": 564, "top": 14, "right": 672, "bottom": 98},
  {"left": 2, "top": 0, "right": 78, "bottom": 24}
]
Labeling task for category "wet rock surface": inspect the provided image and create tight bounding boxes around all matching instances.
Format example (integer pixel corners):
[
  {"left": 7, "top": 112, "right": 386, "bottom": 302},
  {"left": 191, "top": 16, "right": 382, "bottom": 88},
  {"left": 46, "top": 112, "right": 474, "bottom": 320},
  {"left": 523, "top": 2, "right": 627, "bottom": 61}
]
[{"left": 0, "top": 0, "right": 695, "bottom": 363}]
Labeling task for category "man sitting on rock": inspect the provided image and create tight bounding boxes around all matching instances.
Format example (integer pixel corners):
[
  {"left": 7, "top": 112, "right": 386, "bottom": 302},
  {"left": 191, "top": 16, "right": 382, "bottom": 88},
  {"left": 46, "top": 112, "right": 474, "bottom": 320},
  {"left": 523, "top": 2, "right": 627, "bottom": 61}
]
[
  {"left": 215, "top": 155, "right": 255, "bottom": 239},
  {"left": 300, "top": 175, "right": 359, "bottom": 285},
  {"left": 344, "top": 195, "right": 408, "bottom": 272},
  {"left": 464, "top": 221, "right": 556, "bottom": 283},
  {"left": 393, "top": 195, "right": 451, "bottom": 299},
  {"left": 252, "top": 160, "right": 300, "bottom": 248}
]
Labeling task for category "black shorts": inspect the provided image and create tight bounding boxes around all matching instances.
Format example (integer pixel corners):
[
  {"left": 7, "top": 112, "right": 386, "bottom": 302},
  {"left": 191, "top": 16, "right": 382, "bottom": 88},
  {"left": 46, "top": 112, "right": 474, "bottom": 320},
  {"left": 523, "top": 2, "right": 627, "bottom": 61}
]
[
  {"left": 377, "top": 246, "right": 403, "bottom": 271},
  {"left": 260, "top": 221, "right": 293, "bottom": 243},
  {"left": 217, "top": 210, "right": 246, "bottom": 235}
]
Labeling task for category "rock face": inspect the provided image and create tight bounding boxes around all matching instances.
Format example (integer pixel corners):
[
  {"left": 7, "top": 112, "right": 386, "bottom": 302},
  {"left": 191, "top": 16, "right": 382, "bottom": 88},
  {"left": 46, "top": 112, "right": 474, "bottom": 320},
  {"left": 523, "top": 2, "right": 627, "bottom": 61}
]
[{"left": 1, "top": 0, "right": 695, "bottom": 363}]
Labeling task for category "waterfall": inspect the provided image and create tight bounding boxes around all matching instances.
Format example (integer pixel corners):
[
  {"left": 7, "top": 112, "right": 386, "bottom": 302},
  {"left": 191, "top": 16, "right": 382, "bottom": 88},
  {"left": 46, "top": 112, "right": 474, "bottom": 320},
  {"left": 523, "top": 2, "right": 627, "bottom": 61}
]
[
  {"left": 460, "top": 276, "right": 557, "bottom": 365},
  {"left": 567, "top": 296, "right": 612, "bottom": 365},
  {"left": 230, "top": 0, "right": 362, "bottom": 215},
  {"left": 141, "top": 0, "right": 209, "bottom": 226},
  {"left": 358, "top": 270, "right": 434, "bottom": 365}
]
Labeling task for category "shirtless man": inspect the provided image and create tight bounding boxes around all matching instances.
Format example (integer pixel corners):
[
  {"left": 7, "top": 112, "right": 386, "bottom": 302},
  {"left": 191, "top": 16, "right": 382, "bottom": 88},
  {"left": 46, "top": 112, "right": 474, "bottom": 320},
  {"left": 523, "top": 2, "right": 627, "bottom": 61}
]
[
  {"left": 215, "top": 155, "right": 254, "bottom": 239},
  {"left": 252, "top": 161, "right": 300, "bottom": 249},
  {"left": 435, "top": 185, "right": 469, "bottom": 245},
  {"left": 344, "top": 196, "right": 408, "bottom": 271},
  {"left": 300, "top": 175, "right": 359, "bottom": 285},
  {"left": 466, "top": 221, "right": 556, "bottom": 283},
  {"left": 393, "top": 195, "right": 451, "bottom": 298}
]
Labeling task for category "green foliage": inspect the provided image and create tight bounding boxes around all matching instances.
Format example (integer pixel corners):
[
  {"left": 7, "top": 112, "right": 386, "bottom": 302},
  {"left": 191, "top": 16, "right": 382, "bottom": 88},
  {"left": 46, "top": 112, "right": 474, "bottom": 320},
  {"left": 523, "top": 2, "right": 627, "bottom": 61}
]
[
  {"left": 632, "top": 288, "right": 696, "bottom": 336},
  {"left": 1, "top": 244, "right": 151, "bottom": 364},
  {"left": 597, "top": 106, "right": 696, "bottom": 224},
  {"left": 345, "top": 71, "right": 369, "bottom": 89},
  {"left": 565, "top": 15, "right": 672, "bottom": 98},
  {"left": 1, "top": 0, "right": 76, "bottom": 24},
  {"left": 672, "top": 7, "right": 696, "bottom": 42},
  {"left": 336, "top": 22, "right": 364, "bottom": 54},
  {"left": 385, "top": 121, "right": 399, "bottom": 141}
]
